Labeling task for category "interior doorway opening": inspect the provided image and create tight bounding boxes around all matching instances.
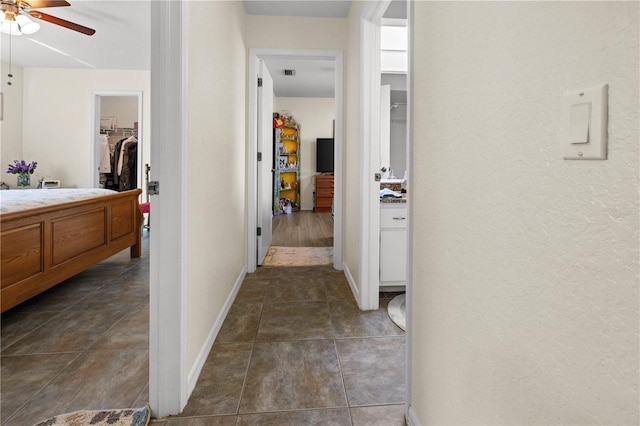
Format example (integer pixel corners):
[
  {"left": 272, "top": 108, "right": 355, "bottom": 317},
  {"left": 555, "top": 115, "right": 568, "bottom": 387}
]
[
  {"left": 91, "top": 91, "right": 144, "bottom": 200},
  {"left": 268, "top": 72, "right": 336, "bottom": 266},
  {"left": 248, "top": 48, "right": 344, "bottom": 272}
]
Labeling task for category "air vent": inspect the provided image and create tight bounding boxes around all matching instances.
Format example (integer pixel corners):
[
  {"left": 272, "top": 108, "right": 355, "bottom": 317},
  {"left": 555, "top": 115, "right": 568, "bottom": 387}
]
[{"left": 284, "top": 69, "right": 296, "bottom": 76}]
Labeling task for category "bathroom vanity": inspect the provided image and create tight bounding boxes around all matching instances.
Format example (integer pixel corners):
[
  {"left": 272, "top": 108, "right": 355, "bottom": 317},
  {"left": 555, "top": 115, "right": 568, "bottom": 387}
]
[{"left": 380, "top": 184, "right": 407, "bottom": 289}]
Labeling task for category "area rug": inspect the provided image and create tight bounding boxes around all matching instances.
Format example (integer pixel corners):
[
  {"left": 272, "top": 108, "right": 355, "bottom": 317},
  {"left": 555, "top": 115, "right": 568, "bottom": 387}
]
[
  {"left": 388, "top": 293, "right": 406, "bottom": 331},
  {"left": 263, "top": 246, "right": 333, "bottom": 266},
  {"left": 32, "top": 405, "right": 150, "bottom": 426}
]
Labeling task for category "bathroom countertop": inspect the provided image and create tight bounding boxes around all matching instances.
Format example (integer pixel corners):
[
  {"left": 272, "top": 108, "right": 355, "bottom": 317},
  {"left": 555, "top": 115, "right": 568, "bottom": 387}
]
[
  {"left": 380, "top": 196, "right": 407, "bottom": 204},
  {"left": 379, "top": 181, "right": 406, "bottom": 204}
]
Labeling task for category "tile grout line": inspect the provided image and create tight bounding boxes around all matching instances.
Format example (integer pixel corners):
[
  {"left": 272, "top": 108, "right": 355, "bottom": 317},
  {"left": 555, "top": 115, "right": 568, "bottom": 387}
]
[
  {"left": 325, "top": 274, "right": 355, "bottom": 426},
  {"left": 0, "top": 350, "right": 84, "bottom": 426},
  {"left": 234, "top": 281, "right": 265, "bottom": 416},
  {"left": 332, "top": 338, "right": 354, "bottom": 426}
]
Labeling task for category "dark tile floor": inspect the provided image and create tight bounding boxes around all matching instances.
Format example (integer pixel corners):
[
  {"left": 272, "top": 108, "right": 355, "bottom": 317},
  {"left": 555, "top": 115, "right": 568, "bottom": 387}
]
[
  {"left": 157, "top": 267, "right": 406, "bottom": 425},
  {"left": 0, "top": 233, "right": 150, "bottom": 426},
  {"left": 1, "top": 232, "right": 406, "bottom": 426}
]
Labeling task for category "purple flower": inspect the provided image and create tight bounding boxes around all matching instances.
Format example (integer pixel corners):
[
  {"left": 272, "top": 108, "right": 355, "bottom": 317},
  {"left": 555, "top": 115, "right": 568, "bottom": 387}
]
[{"left": 7, "top": 160, "right": 38, "bottom": 174}]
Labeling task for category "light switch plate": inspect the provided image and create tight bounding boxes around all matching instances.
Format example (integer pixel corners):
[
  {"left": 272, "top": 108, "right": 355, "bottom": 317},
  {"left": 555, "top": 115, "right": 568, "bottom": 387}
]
[{"left": 563, "top": 84, "right": 608, "bottom": 160}]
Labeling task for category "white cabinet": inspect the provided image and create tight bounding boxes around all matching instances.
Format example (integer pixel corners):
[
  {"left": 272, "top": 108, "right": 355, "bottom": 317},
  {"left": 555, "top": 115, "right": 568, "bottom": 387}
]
[{"left": 380, "top": 206, "right": 407, "bottom": 285}]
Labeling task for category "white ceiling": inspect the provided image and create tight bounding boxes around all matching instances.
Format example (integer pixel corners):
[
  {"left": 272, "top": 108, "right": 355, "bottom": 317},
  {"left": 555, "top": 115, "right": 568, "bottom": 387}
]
[
  {"left": 262, "top": 57, "right": 335, "bottom": 98},
  {"left": 0, "top": 1, "right": 150, "bottom": 70}
]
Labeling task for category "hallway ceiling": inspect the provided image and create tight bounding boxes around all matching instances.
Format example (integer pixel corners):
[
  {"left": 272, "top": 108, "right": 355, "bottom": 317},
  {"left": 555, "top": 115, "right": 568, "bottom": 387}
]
[
  {"left": 245, "top": 0, "right": 349, "bottom": 98},
  {"left": 262, "top": 57, "right": 335, "bottom": 98}
]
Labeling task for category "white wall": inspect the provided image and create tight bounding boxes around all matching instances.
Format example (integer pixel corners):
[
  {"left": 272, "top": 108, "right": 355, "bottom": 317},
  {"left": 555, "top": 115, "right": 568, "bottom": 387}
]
[
  {"left": 246, "top": 15, "right": 347, "bottom": 50},
  {"left": 343, "top": 1, "right": 365, "bottom": 293},
  {"left": 0, "top": 61, "right": 23, "bottom": 186},
  {"left": 410, "top": 2, "right": 639, "bottom": 424},
  {"left": 185, "top": 0, "right": 246, "bottom": 371},
  {"left": 101, "top": 96, "right": 139, "bottom": 129},
  {"left": 21, "top": 68, "right": 150, "bottom": 189},
  {"left": 274, "top": 97, "right": 335, "bottom": 210}
]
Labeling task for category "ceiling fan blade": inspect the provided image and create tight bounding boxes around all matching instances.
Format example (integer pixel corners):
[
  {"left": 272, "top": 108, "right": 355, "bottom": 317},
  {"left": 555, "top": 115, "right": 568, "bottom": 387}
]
[
  {"left": 22, "top": 0, "right": 70, "bottom": 8},
  {"left": 28, "top": 10, "right": 95, "bottom": 35}
]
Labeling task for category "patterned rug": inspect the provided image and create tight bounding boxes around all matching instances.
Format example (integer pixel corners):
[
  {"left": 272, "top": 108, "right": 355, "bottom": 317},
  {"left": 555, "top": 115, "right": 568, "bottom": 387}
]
[
  {"left": 263, "top": 246, "right": 333, "bottom": 266},
  {"left": 33, "top": 405, "right": 150, "bottom": 426}
]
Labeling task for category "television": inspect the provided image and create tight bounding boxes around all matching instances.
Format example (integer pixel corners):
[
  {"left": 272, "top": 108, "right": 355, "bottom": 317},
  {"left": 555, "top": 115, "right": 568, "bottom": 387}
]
[{"left": 316, "top": 138, "right": 334, "bottom": 174}]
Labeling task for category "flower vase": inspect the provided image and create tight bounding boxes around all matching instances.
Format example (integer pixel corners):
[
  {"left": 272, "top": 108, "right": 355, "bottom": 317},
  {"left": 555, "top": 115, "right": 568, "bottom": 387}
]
[{"left": 17, "top": 173, "right": 30, "bottom": 188}]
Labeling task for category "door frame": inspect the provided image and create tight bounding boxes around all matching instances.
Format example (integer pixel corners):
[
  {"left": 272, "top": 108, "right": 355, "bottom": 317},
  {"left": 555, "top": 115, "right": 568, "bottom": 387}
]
[
  {"left": 247, "top": 48, "right": 344, "bottom": 272},
  {"left": 90, "top": 91, "right": 143, "bottom": 193},
  {"left": 360, "top": 1, "right": 415, "bottom": 423},
  {"left": 358, "top": 1, "right": 390, "bottom": 311},
  {"left": 149, "top": 0, "right": 188, "bottom": 418}
]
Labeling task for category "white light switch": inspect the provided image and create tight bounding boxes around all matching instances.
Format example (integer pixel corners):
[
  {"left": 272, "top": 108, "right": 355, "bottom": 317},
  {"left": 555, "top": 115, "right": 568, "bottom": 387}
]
[
  {"left": 563, "top": 84, "right": 608, "bottom": 160},
  {"left": 570, "top": 102, "right": 590, "bottom": 144}
]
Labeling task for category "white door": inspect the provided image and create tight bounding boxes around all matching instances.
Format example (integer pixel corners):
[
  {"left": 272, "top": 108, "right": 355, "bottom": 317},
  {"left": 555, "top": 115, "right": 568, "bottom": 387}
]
[{"left": 257, "top": 60, "right": 274, "bottom": 264}]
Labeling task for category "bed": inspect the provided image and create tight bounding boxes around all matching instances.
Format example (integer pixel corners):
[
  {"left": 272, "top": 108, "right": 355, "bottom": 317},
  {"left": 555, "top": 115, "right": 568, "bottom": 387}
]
[{"left": 0, "top": 188, "right": 143, "bottom": 312}]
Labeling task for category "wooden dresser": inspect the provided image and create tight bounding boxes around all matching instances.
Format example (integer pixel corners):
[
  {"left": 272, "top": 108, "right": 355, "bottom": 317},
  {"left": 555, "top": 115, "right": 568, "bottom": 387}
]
[{"left": 314, "top": 175, "right": 334, "bottom": 213}]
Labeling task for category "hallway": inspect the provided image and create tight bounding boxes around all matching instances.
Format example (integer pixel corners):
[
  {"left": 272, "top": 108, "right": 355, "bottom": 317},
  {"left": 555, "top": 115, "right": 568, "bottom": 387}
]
[
  {"left": 158, "top": 265, "right": 406, "bottom": 425},
  {"left": 1, "top": 233, "right": 406, "bottom": 426}
]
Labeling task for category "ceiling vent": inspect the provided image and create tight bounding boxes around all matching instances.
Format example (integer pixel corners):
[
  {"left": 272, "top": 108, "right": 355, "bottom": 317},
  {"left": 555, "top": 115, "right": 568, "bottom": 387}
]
[{"left": 284, "top": 69, "right": 296, "bottom": 76}]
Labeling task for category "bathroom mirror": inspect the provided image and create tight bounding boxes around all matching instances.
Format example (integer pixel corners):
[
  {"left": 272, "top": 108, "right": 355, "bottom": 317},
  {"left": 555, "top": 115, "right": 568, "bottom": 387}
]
[
  {"left": 380, "top": 16, "right": 408, "bottom": 179},
  {"left": 381, "top": 74, "right": 407, "bottom": 178}
]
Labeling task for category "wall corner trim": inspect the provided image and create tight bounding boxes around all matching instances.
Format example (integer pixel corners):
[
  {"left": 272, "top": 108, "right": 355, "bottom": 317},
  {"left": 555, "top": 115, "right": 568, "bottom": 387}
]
[
  {"left": 406, "top": 405, "right": 422, "bottom": 426},
  {"left": 343, "top": 263, "right": 362, "bottom": 309},
  {"left": 186, "top": 266, "right": 247, "bottom": 397}
]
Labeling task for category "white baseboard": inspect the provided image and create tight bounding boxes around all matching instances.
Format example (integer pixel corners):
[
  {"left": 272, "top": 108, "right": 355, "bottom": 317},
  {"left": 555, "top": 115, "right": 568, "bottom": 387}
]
[
  {"left": 343, "top": 263, "right": 359, "bottom": 302},
  {"left": 406, "top": 405, "right": 422, "bottom": 426},
  {"left": 186, "top": 266, "right": 247, "bottom": 396}
]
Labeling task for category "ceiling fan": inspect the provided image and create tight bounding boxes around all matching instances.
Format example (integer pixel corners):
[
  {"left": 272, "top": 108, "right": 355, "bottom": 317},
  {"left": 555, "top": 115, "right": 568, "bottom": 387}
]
[{"left": 0, "top": 0, "right": 95, "bottom": 36}]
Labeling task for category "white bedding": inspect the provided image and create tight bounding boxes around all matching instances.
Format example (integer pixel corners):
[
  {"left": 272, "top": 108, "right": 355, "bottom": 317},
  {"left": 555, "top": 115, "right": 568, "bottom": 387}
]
[{"left": 0, "top": 188, "right": 118, "bottom": 214}]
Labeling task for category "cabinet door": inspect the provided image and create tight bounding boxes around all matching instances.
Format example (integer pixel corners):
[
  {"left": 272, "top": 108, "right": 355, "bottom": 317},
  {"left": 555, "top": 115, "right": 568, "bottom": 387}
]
[{"left": 380, "top": 229, "right": 407, "bottom": 282}]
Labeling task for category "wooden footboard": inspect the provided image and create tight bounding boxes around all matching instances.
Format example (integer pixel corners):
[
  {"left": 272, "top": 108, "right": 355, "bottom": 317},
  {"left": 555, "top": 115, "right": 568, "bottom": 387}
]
[{"left": 1, "top": 189, "right": 143, "bottom": 312}]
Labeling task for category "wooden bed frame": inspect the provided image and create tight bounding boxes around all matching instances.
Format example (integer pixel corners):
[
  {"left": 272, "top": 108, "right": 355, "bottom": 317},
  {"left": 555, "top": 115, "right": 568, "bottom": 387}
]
[{"left": 1, "top": 189, "right": 144, "bottom": 312}]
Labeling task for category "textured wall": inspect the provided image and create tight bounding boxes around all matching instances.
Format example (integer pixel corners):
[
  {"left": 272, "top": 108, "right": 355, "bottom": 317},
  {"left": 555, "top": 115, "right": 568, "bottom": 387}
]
[
  {"left": 1, "top": 61, "right": 23, "bottom": 185},
  {"left": 410, "top": 2, "right": 639, "bottom": 424},
  {"left": 185, "top": 0, "right": 246, "bottom": 370},
  {"left": 100, "top": 96, "right": 139, "bottom": 129},
  {"left": 21, "top": 68, "right": 150, "bottom": 188},
  {"left": 343, "top": 0, "right": 365, "bottom": 289},
  {"left": 245, "top": 15, "right": 347, "bottom": 51}
]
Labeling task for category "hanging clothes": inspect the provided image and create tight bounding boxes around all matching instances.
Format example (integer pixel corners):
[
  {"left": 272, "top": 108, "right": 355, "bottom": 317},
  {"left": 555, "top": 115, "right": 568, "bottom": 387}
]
[
  {"left": 98, "top": 134, "right": 111, "bottom": 173},
  {"left": 119, "top": 137, "right": 138, "bottom": 191},
  {"left": 111, "top": 137, "right": 127, "bottom": 188}
]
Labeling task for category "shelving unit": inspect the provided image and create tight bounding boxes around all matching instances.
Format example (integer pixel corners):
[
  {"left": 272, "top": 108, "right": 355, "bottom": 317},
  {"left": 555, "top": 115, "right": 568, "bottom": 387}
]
[{"left": 273, "top": 117, "right": 300, "bottom": 215}]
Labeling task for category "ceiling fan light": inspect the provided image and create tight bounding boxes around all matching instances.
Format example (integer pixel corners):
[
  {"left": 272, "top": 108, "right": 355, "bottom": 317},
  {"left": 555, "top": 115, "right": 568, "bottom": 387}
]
[
  {"left": 16, "top": 15, "right": 40, "bottom": 34},
  {"left": 0, "top": 19, "right": 22, "bottom": 36}
]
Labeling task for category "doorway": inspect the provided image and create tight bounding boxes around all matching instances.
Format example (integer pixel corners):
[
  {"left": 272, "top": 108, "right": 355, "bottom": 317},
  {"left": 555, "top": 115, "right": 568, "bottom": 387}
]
[
  {"left": 268, "top": 63, "right": 336, "bottom": 266},
  {"left": 247, "top": 48, "right": 344, "bottom": 273},
  {"left": 91, "top": 91, "right": 144, "bottom": 199},
  {"left": 360, "top": 0, "right": 414, "bottom": 423}
]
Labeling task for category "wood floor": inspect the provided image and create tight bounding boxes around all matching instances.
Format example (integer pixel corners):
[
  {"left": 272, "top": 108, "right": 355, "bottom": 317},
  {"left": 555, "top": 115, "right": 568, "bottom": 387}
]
[{"left": 271, "top": 211, "right": 333, "bottom": 247}]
